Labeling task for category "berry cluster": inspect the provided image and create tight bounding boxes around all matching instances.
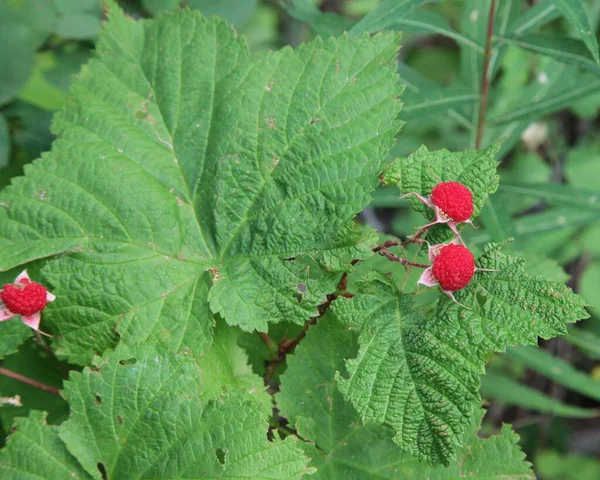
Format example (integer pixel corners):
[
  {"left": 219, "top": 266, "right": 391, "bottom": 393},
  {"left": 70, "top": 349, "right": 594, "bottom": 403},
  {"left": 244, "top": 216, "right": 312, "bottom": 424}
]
[
  {"left": 0, "top": 270, "right": 54, "bottom": 335},
  {"left": 402, "top": 181, "right": 490, "bottom": 304}
]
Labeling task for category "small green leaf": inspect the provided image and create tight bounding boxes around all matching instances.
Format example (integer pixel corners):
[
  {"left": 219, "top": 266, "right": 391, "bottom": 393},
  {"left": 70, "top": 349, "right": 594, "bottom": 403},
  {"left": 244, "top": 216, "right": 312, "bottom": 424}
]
[
  {"left": 508, "top": 346, "right": 600, "bottom": 402},
  {"left": 402, "top": 86, "right": 480, "bottom": 120},
  {"left": 0, "top": 411, "right": 91, "bottom": 480},
  {"left": 394, "top": 10, "right": 484, "bottom": 52},
  {"left": 509, "top": 1, "right": 561, "bottom": 35},
  {"left": 580, "top": 261, "right": 600, "bottom": 314},
  {"left": 479, "top": 196, "right": 518, "bottom": 243},
  {"left": 536, "top": 451, "right": 600, "bottom": 480},
  {"left": 0, "top": 321, "right": 32, "bottom": 360},
  {"left": 481, "top": 372, "right": 599, "bottom": 418},
  {"left": 550, "top": 0, "right": 599, "bottom": 63},
  {"left": 141, "top": 0, "right": 180, "bottom": 15},
  {"left": 350, "top": 0, "right": 427, "bottom": 35},
  {"left": 59, "top": 345, "right": 312, "bottom": 479},
  {"left": 281, "top": 0, "right": 353, "bottom": 37},
  {"left": 0, "top": 114, "right": 9, "bottom": 168},
  {"left": 188, "top": 0, "right": 257, "bottom": 26},
  {"left": 488, "top": 65, "right": 600, "bottom": 127},
  {"left": 499, "top": 183, "right": 600, "bottom": 213},
  {"left": 498, "top": 34, "right": 600, "bottom": 73},
  {"left": 383, "top": 144, "right": 500, "bottom": 220},
  {"left": 566, "top": 327, "right": 600, "bottom": 361},
  {"left": 54, "top": 13, "right": 101, "bottom": 39},
  {"left": 197, "top": 319, "right": 270, "bottom": 411},
  {"left": 566, "top": 143, "right": 600, "bottom": 190}
]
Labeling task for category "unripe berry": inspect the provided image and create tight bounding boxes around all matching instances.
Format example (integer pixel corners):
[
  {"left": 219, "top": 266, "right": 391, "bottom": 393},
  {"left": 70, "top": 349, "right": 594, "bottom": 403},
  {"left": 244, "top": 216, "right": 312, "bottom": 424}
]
[
  {"left": 431, "top": 243, "right": 475, "bottom": 292},
  {"left": 431, "top": 181, "right": 474, "bottom": 223},
  {"left": 0, "top": 280, "right": 49, "bottom": 316}
]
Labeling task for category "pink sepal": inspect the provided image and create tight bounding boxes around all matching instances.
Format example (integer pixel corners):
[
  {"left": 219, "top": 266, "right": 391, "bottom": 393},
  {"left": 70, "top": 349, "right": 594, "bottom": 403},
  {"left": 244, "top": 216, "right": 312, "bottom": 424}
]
[
  {"left": 21, "top": 313, "right": 52, "bottom": 337},
  {"left": 0, "top": 306, "right": 16, "bottom": 322},
  {"left": 418, "top": 268, "right": 438, "bottom": 287}
]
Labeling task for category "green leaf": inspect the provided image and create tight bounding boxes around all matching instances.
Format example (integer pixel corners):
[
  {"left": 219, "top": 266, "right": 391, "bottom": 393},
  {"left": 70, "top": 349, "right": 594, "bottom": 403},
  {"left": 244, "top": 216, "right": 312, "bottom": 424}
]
[
  {"left": 507, "top": 346, "right": 600, "bottom": 402},
  {"left": 580, "top": 261, "right": 600, "bottom": 314},
  {"left": 141, "top": 0, "right": 180, "bottom": 15},
  {"left": 550, "top": 0, "right": 599, "bottom": 63},
  {"left": 0, "top": 411, "right": 91, "bottom": 480},
  {"left": 488, "top": 69, "right": 600, "bottom": 127},
  {"left": 398, "top": 64, "right": 474, "bottom": 127},
  {"left": 197, "top": 319, "right": 270, "bottom": 411},
  {"left": 59, "top": 344, "right": 312, "bottom": 479},
  {"left": 469, "top": 207, "right": 597, "bottom": 246},
  {"left": 0, "top": 114, "right": 9, "bottom": 168},
  {"left": 497, "top": 34, "right": 600, "bottom": 73},
  {"left": 0, "top": 6, "right": 402, "bottom": 363},
  {"left": 278, "top": 311, "right": 533, "bottom": 477},
  {"left": 509, "top": 1, "right": 561, "bottom": 35},
  {"left": 18, "top": 53, "right": 67, "bottom": 111},
  {"left": 566, "top": 327, "right": 600, "bottom": 361},
  {"left": 54, "top": 13, "right": 101, "bottom": 39},
  {"left": 394, "top": 10, "right": 484, "bottom": 52},
  {"left": 383, "top": 144, "right": 500, "bottom": 222},
  {"left": 498, "top": 183, "right": 600, "bottom": 214},
  {"left": 334, "top": 243, "right": 587, "bottom": 465},
  {"left": 188, "top": 0, "right": 258, "bottom": 26},
  {"left": 537, "top": 450, "right": 600, "bottom": 480},
  {"left": 479, "top": 196, "right": 517, "bottom": 243},
  {"left": 349, "top": 0, "right": 427, "bottom": 35},
  {"left": 481, "top": 372, "right": 599, "bottom": 418},
  {"left": 281, "top": 0, "right": 353, "bottom": 37},
  {"left": 566, "top": 143, "right": 600, "bottom": 190},
  {"left": 0, "top": 321, "right": 32, "bottom": 360},
  {"left": 402, "top": 86, "right": 480, "bottom": 120}
]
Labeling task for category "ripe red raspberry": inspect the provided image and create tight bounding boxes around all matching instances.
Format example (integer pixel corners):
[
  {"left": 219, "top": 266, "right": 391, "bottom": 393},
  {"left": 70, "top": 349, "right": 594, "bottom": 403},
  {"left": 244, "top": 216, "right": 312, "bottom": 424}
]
[
  {"left": 431, "top": 181, "right": 474, "bottom": 223},
  {"left": 0, "top": 280, "right": 49, "bottom": 316},
  {"left": 431, "top": 243, "right": 475, "bottom": 292}
]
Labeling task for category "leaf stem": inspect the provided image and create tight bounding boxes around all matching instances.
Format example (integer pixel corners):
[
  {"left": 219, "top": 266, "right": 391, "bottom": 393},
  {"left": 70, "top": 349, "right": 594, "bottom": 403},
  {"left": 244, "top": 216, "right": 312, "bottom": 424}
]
[
  {"left": 0, "top": 367, "right": 61, "bottom": 396},
  {"left": 475, "top": 0, "right": 497, "bottom": 149}
]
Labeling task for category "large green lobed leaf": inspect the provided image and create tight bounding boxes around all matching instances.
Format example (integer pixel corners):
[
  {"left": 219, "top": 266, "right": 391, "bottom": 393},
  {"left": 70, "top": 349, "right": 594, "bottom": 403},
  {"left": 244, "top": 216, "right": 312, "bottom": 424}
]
[
  {"left": 0, "top": 4, "right": 402, "bottom": 364},
  {"left": 0, "top": 344, "right": 311, "bottom": 479},
  {"left": 278, "top": 315, "right": 534, "bottom": 478},
  {"left": 333, "top": 242, "right": 587, "bottom": 465}
]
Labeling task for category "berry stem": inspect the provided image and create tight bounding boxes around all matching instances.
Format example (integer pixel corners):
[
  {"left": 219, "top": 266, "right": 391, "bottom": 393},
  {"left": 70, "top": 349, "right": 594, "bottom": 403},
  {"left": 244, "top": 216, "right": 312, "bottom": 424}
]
[
  {"left": 378, "top": 247, "right": 429, "bottom": 269},
  {"left": 475, "top": 0, "right": 497, "bottom": 149},
  {"left": 0, "top": 367, "right": 60, "bottom": 396}
]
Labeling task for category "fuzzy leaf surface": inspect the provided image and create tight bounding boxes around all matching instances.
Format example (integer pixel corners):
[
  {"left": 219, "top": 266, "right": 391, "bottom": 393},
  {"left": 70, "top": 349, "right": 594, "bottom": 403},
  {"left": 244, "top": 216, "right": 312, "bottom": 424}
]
[
  {"left": 0, "top": 5, "right": 402, "bottom": 364},
  {"left": 383, "top": 144, "right": 500, "bottom": 219},
  {"left": 277, "top": 315, "right": 534, "bottom": 478},
  {"left": 0, "top": 411, "right": 91, "bottom": 480},
  {"left": 58, "top": 344, "right": 311, "bottom": 479},
  {"left": 333, "top": 244, "right": 587, "bottom": 466}
]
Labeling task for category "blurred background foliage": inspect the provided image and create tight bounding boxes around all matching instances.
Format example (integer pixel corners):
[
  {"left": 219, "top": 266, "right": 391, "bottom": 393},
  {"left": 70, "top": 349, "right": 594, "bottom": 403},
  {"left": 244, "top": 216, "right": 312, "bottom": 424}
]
[{"left": 1, "top": 0, "right": 600, "bottom": 477}]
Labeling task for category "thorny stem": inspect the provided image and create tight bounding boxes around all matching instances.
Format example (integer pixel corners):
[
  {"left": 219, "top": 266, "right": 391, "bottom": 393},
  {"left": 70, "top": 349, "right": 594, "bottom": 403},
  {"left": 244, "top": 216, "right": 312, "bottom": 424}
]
[
  {"left": 0, "top": 367, "right": 61, "bottom": 396},
  {"left": 475, "top": 0, "right": 497, "bottom": 149}
]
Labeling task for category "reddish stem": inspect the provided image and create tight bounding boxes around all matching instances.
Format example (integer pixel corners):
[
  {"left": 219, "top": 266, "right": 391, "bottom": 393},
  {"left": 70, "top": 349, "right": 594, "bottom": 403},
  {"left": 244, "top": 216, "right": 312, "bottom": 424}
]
[
  {"left": 0, "top": 367, "right": 60, "bottom": 396},
  {"left": 475, "top": 0, "right": 497, "bottom": 149}
]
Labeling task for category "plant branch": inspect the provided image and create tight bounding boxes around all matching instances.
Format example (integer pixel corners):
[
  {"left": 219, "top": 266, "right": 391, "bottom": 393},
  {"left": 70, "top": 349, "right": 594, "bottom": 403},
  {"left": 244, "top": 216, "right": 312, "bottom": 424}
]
[
  {"left": 475, "top": 0, "right": 497, "bottom": 149},
  {"left": 0, "top": 367, "right": 61, "bottom": 396}
]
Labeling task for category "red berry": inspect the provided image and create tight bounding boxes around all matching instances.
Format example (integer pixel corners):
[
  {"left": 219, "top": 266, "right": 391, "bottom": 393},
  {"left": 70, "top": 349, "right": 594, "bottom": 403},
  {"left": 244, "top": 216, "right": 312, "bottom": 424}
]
[
  {"left": 0, "top": 281, "right": 48, "bottom": 316},
  {"left": 431, "top": 244, "right": 475, "bottom": 292},
  {"left": 431, "top": 182, "right": 474, "bottom": 222}
]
